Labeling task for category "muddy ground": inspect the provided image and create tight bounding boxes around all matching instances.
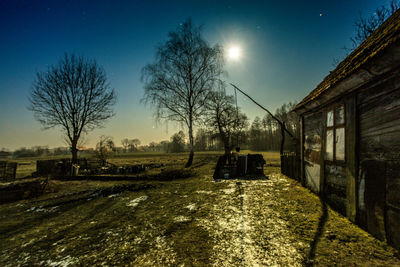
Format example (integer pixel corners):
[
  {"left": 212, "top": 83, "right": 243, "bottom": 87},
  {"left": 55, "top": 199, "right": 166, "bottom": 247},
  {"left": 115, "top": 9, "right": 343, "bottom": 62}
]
[{"left": 0, "top": 152, "right": 399, "bottom": 266}]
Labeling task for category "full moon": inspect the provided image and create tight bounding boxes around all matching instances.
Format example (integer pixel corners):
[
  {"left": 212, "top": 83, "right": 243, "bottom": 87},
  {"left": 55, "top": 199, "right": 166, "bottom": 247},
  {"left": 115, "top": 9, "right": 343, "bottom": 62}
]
[{"left": 227, "top": 46, "right": 241, "bottom": 61}]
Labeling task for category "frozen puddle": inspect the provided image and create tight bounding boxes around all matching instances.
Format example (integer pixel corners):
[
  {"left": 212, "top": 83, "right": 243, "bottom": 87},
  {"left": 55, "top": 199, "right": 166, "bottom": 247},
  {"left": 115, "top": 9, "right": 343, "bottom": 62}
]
[{"left": 127, "top": 195, "right": 148, "bottom": 208}]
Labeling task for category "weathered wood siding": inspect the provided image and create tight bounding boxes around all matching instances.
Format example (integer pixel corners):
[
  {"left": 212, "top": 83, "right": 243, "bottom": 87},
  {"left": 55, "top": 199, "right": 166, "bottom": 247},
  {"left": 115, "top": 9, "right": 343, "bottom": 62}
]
[
  {"left": 358, "top": 71, "right": 400, "bottom": 247},
  {"left": 345, "top": 95, "right": 357, "bottom": 222},
  {"left": 303, "top": 112, "right": 323, "bottom": 192},
  {"left": 324, "top": 163, "right": 347, "bottom": 215}
]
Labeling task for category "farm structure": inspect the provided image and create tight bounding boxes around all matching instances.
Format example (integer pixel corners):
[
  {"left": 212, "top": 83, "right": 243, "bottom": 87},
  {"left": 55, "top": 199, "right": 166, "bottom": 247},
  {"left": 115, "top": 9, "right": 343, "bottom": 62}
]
[
  {"left": 291, "top": 10, "right": 400, "bottom": 249},
  {"left": 0, "top": 161, "right": 17, "bottom": 182}
]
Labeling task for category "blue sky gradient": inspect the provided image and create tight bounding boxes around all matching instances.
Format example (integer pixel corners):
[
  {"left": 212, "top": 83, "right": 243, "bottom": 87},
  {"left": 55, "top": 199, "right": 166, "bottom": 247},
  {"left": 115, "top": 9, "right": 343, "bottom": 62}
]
[{"left": 0, "top": 0, "right": 387, "bottom": 149}]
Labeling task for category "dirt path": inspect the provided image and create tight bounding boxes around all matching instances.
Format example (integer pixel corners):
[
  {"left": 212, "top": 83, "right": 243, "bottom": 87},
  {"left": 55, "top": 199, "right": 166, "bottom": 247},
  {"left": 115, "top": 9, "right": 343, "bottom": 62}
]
[
  {"left": 1, "top": 165, "right": 399, "bottom": 266},
  {"left": 199, "top": 171, "right": 400, "bottom": 266},
  {"left": 201, "top": 175, "right": 304, "bottom": 266}
]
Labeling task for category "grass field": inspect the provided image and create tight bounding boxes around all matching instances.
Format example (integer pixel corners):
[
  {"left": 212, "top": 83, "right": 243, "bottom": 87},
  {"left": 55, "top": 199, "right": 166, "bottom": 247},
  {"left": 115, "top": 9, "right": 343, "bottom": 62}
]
[
  {"left": 1, "top": 151, "right": 399, "bottom": 266},
  {"left": 9, "top": 150, "right": 281, "bottom": 178}
]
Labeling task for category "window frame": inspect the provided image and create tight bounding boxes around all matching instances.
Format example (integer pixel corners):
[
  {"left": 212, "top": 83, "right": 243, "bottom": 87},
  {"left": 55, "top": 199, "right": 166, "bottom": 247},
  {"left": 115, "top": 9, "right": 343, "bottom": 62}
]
[{"left": 325, "top": 103, "right": 346, "bottom": 163}]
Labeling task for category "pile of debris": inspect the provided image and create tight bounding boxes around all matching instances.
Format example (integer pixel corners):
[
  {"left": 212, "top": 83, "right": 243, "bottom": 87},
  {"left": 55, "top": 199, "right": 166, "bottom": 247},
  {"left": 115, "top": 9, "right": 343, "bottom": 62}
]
[
  {"left": 0, "top": 161, "right": 18, "bottom": 182},
  {"left": 35, "top": 158, "right": 165, "bottom": 177},
  {"left": 0, "top": 178, "right": 48, "bottom": 203}
]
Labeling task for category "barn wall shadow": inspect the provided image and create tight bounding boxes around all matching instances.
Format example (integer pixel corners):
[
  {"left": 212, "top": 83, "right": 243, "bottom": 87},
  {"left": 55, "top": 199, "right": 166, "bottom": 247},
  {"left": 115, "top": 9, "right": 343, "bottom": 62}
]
[{"left": 304, "top": 196, "right": 328, "bottom": 266}]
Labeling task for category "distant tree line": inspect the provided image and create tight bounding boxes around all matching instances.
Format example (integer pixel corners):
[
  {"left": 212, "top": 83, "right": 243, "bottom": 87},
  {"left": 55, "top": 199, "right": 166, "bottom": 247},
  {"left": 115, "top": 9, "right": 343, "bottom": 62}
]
[
  {"left": 125, "top": 101, "right": 298, "bottom": 153},
  {"left": 2, "top": 100, "right": 298, "bottom": 159},
  {"left": 194, "top": 101, "right": 299, "bottom": 152},
  {"left": 0, "top": 146, "right": 77, "bottom": 158}
]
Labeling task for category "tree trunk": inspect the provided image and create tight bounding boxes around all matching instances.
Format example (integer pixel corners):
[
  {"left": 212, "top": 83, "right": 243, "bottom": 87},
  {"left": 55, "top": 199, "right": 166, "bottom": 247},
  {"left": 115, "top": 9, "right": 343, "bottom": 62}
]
[
  {"left": 224, "top": 142, "right": 230, "bottom": 156},
  {"left": 71, "top": 139, "right": 78, "bottom": 164},
  {"left": 186, "top": 120, "right": 194, "bottom": 167},
  {"left": 223, "top": 133, "right": 230, "bottom": 156}
]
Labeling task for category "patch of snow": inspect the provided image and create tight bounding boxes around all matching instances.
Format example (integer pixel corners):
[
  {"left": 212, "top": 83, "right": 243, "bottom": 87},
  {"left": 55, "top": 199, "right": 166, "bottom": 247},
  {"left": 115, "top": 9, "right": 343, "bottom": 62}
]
[
  {"left": 108, "top": 193, "right": 120, "bottom": 198},
  {"left": 106, "top": 231, "right": 119, "bottom": 237},
  {"left": 133, "top": 237, "right": 142, "bottom": 244},
  {"left": 46, "top": 255, "right": 77, "bottom": 267},
  {"left": 185, "top": 203, "right": 196, "bottom": 211},
  {"left": 173, "top": 216, "right": 191, "bottom": 223},
  {"left": 127, "top": 195, "right": 148, "bottom": 208},
  {"left": 200, "top": 179, "right": 303, "bottom": 266},
  {"left": 221, "top": 187, "right": 236, "bottom": 194},
  {"left": 21, "top": 239, "right": 36, "bottom": 248},
  {"left": 133, "top": 234, "right": 177, "bottom": 265},
  {"left": 195, "top": 190, "right": 213, "bottom": 194},
  {"left": 155, "top": 236, "right": 165, "bottom": 245},
  {"left": 26, "top": 206, "right": 58, "bottom": 213},
  {"left": 52, "top": 239, "right": 64, "bottom": 246}
]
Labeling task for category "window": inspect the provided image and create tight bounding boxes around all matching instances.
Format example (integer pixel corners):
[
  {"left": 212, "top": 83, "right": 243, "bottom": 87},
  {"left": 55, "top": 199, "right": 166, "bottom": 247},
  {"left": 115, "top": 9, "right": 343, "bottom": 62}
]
[{"left": 326, "top": 104, "right": 345, "bottom": 161}]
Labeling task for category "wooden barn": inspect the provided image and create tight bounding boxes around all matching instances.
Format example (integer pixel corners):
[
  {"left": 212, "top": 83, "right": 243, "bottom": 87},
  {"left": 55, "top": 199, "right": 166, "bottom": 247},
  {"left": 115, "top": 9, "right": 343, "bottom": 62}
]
[{"left": 292, "top": 10, "right": 400, "bottom": 249}]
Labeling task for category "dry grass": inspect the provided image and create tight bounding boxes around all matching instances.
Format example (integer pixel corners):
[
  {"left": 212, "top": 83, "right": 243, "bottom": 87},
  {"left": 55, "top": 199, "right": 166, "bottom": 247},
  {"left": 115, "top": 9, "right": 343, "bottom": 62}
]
[{"left": 0, "top": 151, "right": 399, "bottom": 266}]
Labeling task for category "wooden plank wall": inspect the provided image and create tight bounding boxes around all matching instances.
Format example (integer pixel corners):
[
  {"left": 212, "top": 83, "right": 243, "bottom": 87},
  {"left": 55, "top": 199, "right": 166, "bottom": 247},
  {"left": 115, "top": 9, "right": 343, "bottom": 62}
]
[
  {"left": 358, "top": 69, "right": 400, "bottom": 248},
  {"left": 325, "top": 163, "right": 347, "bottom": 215}
]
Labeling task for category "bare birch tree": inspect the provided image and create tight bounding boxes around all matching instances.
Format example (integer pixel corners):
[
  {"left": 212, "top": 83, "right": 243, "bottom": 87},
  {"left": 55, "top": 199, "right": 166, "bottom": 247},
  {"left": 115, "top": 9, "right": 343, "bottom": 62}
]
[
  {"left": 29, "top": 54, "right": 116, "bottom": 163},
  {"left": 141, "top": 19, "right": 224, "bottom": 167},
  {"left": 205, "top": 90, "right": 248, "bottom": 155}
]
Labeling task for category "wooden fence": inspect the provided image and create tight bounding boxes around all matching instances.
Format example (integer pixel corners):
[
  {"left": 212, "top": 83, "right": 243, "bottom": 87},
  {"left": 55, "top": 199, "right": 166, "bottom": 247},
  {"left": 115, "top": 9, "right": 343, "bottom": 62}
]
[
  {"left": 281, "top": 152, "right": 300, "bottom": 181},
  {"left": 0, "top": 161, "right": 17, "bottom": 182}
]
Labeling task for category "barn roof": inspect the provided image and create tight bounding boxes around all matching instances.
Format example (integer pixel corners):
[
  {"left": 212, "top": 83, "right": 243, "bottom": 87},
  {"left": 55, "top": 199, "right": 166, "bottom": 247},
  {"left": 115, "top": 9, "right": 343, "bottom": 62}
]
[{"left": 294, "top": 9, "right": 400, "bottom": 111}]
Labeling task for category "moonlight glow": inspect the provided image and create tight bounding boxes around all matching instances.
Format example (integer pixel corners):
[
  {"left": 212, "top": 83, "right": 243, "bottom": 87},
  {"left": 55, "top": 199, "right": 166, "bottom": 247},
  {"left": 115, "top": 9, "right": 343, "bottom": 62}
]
[{"left": 227, "top": 46, "right": 241, "bottom": 61}]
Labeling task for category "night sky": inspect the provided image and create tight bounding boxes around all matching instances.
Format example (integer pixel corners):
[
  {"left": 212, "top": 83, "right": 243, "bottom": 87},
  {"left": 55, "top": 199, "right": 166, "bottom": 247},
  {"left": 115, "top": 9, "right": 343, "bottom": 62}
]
[{"left": 0, "top": 0, "right": 386, "bottom": 150}]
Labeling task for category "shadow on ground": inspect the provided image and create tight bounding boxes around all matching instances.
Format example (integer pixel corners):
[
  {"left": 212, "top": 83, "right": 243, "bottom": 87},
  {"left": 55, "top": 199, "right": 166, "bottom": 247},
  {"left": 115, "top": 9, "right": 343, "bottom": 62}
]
[
  {"left": 54, "top": 168, "right": 195, "bottom": 182},
  {"left": 304, "top": 196, "right": 328, "bottom": 266}
]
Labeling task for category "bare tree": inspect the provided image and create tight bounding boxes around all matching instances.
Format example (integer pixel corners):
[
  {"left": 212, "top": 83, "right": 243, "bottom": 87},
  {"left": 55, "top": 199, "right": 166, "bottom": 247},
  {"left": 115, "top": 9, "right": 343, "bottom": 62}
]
[
  {"left": 129, "top": 138, "right": 141, "bottom": 151},
  {"left": 29, "top": 54, "right": 116, "bottom": 163},
  {"left": 170, "top": 131, "right": 186, "bottom": 153},
  {"left": 351, "top": 0, "right": 399, "bottom": 50},
  {"left": 205, "top": 90, "right": 248, "bottom": 155},
  {"left": 95, "top": 135, "right": 114, "bottom": 166},
  {"left": 333, "top": 1, "right": 399, "bottom": 66},
  {"left": 121, "top": 138, "right": 130, "bottom": 152},
  {"left": 141, "top": 19, "right": 224, "bottom": 167},
  {"left": 121, "top": 138, "right": 141, "bottom": 152}
]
